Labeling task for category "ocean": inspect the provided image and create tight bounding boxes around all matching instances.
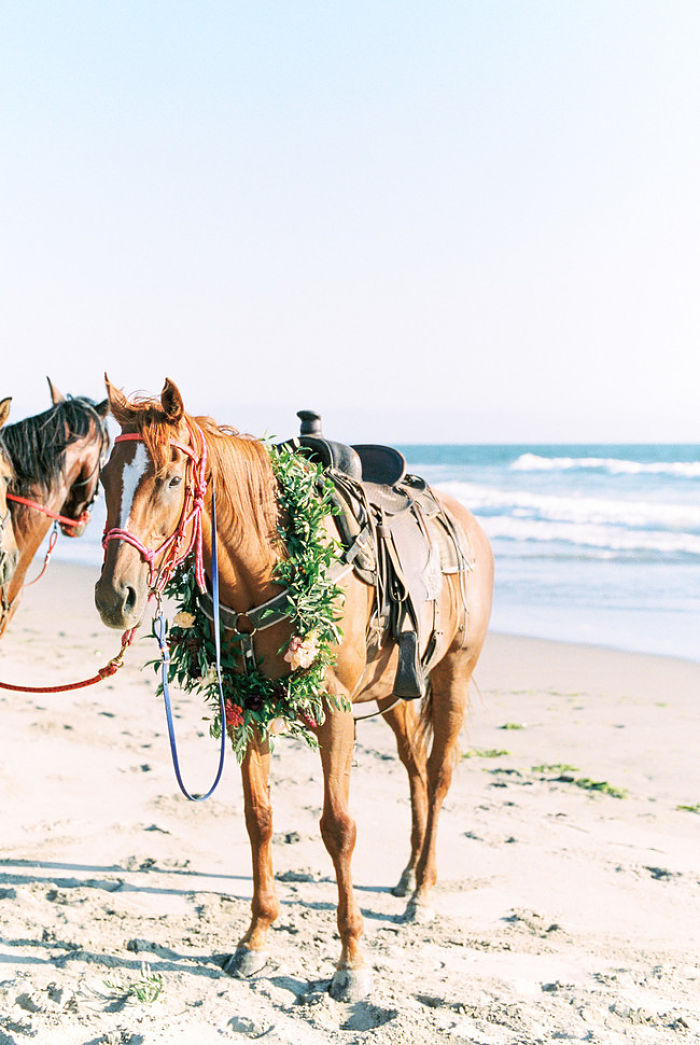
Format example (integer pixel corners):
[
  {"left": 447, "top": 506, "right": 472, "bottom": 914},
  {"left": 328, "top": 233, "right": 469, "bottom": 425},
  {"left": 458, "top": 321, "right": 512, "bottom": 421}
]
[{"left": 55, "top": 444, "right": 700, "bottom": 662}]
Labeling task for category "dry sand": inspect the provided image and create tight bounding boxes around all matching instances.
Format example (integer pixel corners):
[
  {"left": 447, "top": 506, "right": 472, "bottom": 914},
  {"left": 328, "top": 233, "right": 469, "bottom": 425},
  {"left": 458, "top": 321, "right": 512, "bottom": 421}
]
[{"left": 0, "top": 562, "right": 698, "bottom": 1044}]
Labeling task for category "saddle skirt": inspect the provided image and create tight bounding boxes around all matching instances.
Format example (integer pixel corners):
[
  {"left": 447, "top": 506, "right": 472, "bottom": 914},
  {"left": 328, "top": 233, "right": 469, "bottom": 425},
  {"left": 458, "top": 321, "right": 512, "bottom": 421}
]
[{"left": 289, "top": 412, "right": 472, "bottom": 699}]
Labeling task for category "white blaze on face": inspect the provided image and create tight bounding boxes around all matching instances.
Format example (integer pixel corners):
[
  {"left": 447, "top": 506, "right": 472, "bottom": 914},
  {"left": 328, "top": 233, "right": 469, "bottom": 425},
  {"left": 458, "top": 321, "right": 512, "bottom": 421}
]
[{"left": 118, "top": 443, "right": 150, "bottom": 529}]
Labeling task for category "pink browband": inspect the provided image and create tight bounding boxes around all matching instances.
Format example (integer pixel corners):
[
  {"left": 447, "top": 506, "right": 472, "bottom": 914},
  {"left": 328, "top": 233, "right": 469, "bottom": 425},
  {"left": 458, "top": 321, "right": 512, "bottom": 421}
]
[{"left": 102, "top": 421, "right": 209, "bottom": 594}]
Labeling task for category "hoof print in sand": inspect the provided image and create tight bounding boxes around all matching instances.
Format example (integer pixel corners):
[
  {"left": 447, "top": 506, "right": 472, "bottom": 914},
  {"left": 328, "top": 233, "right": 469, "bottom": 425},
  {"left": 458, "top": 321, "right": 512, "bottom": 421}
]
[{"left": 341, "top": 1001, "right": 397, "bottom": 1030}]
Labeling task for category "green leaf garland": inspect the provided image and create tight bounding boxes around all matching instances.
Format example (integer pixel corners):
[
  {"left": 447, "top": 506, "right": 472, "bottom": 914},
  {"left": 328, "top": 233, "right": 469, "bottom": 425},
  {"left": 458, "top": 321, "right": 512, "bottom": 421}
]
[{"left": 151, "top": 442, "right": 348, "bottom": 762}]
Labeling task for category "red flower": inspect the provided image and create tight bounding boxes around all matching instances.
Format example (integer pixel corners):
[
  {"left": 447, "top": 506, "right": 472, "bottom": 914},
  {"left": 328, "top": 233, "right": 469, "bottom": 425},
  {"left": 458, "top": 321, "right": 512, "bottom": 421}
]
[{"left": 225, "top": 701, "right": 244, "bottom": 729}]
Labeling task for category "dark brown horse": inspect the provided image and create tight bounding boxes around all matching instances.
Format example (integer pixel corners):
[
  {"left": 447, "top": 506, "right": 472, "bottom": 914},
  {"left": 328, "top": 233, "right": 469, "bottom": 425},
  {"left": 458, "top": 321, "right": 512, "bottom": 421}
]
[
  {"left": 95, "top": 378, "right": 493, "bottom": 1002},
  {"left": 0, "top": 398, "right": 20, "bottom": 604},
  {"left": 0, "top": 380, "right": 108, "bottom": 637}
]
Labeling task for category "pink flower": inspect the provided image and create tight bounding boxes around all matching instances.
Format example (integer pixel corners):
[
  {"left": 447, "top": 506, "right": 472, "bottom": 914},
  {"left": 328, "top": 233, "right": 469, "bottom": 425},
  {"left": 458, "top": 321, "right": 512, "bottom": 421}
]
[
  {"left": 173, "top": 611, "right": 196, "bottom": 629},
  {"left": 283, "top": 632, "right": 320, "bottom": 671},
  {"left": 225, "top": 701, "right": 244, "bottom": 729}
]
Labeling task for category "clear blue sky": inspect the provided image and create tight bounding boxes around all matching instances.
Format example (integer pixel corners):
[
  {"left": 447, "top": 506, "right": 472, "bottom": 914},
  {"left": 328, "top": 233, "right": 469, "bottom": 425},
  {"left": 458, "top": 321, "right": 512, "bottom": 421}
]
[{"left": 1, "top": 2, "right": 699, "bottom": 443}]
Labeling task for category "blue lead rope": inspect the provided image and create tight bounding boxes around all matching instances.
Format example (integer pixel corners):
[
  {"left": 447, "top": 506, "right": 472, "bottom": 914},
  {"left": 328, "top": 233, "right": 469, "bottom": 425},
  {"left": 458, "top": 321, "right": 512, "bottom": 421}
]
[{"left": 153, "top": 480, "right": 227, "bottom": 801}]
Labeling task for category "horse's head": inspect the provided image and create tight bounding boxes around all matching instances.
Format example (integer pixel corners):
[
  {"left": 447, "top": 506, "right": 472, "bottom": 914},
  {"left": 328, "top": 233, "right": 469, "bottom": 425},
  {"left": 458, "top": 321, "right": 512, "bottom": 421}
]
[
  {"left": 46, "top": 381, "right": 110, "bottom": 538},
  {"left": 95, "top": 376, "right": 199, "bottom": 629},
  {"left": 3, "top": 380, "right": 110, "bottom": 545},
  {"left": 0, "top": 398, "right": 19, "bottom": 591}
]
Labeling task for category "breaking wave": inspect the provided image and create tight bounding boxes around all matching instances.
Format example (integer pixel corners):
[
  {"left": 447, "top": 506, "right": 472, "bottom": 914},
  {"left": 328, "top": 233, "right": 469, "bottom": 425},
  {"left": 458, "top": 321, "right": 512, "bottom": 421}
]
[{"left": 511, "top": 453, "right": 700, "bottom": 479}]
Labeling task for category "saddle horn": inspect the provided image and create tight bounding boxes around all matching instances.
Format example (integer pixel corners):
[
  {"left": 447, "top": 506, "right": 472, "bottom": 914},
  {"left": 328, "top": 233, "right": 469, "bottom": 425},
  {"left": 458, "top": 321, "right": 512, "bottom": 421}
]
[{"left": 297, "top": 410, "right": 323, "bottom": 437}]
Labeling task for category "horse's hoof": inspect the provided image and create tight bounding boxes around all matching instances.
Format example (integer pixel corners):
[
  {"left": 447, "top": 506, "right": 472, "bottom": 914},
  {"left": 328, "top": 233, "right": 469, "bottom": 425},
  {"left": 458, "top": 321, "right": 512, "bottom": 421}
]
[
  {"left": 329, "top": 965, "right": 373, "bottom": 1003},
  {"left": 403, "top": 899, "right": 435, "bottom": 925},
  {"left": 391, "top": 867, "right": 416, "bottom": 898},
  {"left": 222, "top": 946, "right": 269, "bottom": 978}
]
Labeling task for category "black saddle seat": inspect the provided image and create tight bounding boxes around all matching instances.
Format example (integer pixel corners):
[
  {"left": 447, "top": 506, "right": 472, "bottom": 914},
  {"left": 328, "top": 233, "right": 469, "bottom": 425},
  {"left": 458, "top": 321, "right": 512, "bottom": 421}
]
[{"left": 293, "top": 411, "right": 406, "bottom": 487}]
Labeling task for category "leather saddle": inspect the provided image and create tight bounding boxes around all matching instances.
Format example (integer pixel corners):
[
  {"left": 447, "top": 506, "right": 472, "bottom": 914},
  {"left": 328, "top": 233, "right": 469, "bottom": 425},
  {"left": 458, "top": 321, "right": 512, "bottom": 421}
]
[{"left": 286, "top": 411, "right": 471, "bottom": 699}]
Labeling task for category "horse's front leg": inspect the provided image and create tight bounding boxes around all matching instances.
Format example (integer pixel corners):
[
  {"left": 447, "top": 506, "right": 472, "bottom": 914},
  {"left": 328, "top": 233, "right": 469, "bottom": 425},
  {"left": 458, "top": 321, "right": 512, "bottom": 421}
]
[
  {"left": 317, "top": 705, "right": 372, "bottom": 1002},
  {"left": 223, "top": 734, "right": 280, "bottom": 977}
]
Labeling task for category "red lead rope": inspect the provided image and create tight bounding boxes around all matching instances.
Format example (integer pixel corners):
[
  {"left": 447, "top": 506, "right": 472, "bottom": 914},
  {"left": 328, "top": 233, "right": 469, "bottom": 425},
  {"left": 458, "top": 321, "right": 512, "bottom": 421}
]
[
  {"left": 0, "top": 628, "right": 135, "bottom": 693},
  {"left": 24, "top": 524, "right": 59, "bottom": 587},
  {"left": 0, "top": 483, "right": 131, "bottom": 694}
]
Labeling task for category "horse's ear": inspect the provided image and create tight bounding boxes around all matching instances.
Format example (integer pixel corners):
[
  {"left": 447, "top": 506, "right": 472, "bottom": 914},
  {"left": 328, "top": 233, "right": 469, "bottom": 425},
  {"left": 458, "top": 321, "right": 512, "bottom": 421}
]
[
  {"left": 47, "top": 377, "right": 66, "bottom": 405},
  {"left": 94, "top": 398, "right": 109, "bottom": 418},
  {"left": 161, "top": 378, "right": 185, "bottom": 422},
  {"left": 0, "top": 397, "right": 11, "bottom": 428},
  {"left": 104, "top": 373, "right": 130, "bottom": 417}
]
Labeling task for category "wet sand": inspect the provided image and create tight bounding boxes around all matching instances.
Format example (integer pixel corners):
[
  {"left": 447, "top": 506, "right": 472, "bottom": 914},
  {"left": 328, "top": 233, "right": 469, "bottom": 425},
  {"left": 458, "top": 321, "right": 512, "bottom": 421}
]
[{"left": 0, "top": 562, "right": 698, "bottom": 1043}]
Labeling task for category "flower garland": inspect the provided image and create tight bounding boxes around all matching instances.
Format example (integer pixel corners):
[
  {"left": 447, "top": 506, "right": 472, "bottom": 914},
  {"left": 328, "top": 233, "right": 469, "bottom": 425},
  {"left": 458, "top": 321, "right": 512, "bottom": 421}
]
[{"left": 152, "top": 443, "right": 348, "bottom": 762}]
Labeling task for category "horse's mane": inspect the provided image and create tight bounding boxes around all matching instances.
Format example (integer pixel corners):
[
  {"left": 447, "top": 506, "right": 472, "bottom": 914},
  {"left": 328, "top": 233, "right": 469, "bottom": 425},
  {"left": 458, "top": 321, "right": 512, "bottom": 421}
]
[
  {"left": 198, "top": 415, "right": 280, "bottom": 557},
  {"left": 110, "top": 394, "right": 279, "bottom": 559},
  {"left": 3, "top": 397, "right": 104, "bottom": 497}
]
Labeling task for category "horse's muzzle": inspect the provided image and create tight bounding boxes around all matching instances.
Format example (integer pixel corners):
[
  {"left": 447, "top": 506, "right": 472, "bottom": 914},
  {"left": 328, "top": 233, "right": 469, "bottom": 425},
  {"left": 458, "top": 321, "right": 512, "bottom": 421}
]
[
  {"left": 94, "top": 571, "right": 145, "bottom": 630},
  {"left": 0, "top": 546, "right": 18, "bottom": 590}
]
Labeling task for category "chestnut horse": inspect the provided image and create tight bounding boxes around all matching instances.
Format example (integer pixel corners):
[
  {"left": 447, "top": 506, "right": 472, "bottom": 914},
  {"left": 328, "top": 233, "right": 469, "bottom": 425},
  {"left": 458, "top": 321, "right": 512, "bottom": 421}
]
[
  {"left": 0, "top": 398, "right": 20, "bottom": 604},
  {"left": 95, "top": 378, "right": 493, "bottom": 1002},
  {"left": 0, "top": 380, "right": 109, "bottom": 637}
]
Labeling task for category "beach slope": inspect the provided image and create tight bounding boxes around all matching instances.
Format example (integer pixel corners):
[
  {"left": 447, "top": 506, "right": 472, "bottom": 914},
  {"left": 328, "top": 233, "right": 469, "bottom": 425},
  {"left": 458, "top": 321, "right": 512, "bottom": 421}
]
[{"left": 0, "top": 563, "right": 698, "bottom": 1043}]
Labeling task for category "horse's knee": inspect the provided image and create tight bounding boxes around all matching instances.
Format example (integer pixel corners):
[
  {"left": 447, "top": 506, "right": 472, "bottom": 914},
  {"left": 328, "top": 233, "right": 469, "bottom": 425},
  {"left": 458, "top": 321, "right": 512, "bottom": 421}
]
[
  {"left": 320, "top": 809, "right": 356, "bottom": 859},
  {"left": 245, "top": 801, "right": 274, "bottom": 846},
  {"left": 427, "top": 760, "right": 455, "bottom": 800}
]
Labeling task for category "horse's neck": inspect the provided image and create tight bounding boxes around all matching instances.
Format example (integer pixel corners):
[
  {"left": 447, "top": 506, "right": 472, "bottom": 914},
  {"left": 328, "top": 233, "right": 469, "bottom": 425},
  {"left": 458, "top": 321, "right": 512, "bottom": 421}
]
[
  {"left": 200, "top": 516, "right": 281, "bottom": 614},
  {"left": 191, "top": 433, "right": 282, "bottom": 613},
  {"left": 8, "top": 476, "right": 69, "bottom": 597},
  {"left": 200, "top": 502, "right": 281, "bottom": 614}
]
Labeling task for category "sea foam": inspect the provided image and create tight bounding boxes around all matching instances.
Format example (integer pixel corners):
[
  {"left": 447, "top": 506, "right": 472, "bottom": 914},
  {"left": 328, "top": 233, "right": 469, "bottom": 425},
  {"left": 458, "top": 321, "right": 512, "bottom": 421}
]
[{"left": 511, "top": 453, "right": 700, "bottom": 479}]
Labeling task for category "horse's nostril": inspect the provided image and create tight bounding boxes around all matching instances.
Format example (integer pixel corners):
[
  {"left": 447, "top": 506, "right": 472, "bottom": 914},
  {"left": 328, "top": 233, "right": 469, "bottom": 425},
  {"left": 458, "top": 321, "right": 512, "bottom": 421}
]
[{"left": 124, "top": 586, "right": 137, "bottom": 616}]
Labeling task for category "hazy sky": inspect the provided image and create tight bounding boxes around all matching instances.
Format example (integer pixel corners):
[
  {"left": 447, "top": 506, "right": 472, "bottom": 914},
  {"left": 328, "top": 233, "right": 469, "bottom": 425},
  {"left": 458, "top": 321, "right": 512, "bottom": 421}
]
[{"left": 1, "top": 2, "right": 699, "bottom": 443}]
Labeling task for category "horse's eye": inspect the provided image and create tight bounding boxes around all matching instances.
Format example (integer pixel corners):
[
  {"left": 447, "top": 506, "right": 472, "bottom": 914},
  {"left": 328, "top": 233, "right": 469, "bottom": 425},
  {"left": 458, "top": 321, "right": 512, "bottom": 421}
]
[{"left": 169, "top": 476, "right": 183, "bottom": 488}]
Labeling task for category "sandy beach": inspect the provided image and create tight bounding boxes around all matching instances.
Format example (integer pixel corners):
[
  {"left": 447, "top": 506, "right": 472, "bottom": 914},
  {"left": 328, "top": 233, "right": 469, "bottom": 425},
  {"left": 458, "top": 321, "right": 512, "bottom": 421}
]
[{"left": 0, "top": 561, "right": 698, "bottom": 1044}]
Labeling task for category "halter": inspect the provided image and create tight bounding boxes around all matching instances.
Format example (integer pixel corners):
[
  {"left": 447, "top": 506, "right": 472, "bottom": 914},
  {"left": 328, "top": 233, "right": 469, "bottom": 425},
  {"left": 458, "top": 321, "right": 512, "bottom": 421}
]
[
  {"left": 5, "top": 495, "right": 91, "bottom": 531},
  {"left": 102, "top": 420, "right": 209, "bottom": 595},
  {"left": 5, "top": 402, "right": 108, "bottom": 537}
]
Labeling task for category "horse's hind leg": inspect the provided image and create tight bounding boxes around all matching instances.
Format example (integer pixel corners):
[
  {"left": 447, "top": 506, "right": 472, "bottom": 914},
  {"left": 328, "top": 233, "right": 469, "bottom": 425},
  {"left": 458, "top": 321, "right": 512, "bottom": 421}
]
[
  {"left": 405, "top": 653, "right": 470, "bottom": 923},
  {"left": 317, "top": 706, "right": 372, "bottom": 1002},
  {"left": 381, "top": 700, "right": 428, "bottom": 897},
  {"left": 223, "top": 736, "right": 280, "bottom": 977}
]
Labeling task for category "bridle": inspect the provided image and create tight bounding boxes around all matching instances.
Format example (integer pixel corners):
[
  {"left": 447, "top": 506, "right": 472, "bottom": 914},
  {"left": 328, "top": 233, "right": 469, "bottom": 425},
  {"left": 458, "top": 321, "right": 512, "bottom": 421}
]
[
  {"left": 101, "top": 419, "right": 209, "bottom": 596},
  {"left": 101, "top": 418, "right": 228, "bottom": 801}
]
